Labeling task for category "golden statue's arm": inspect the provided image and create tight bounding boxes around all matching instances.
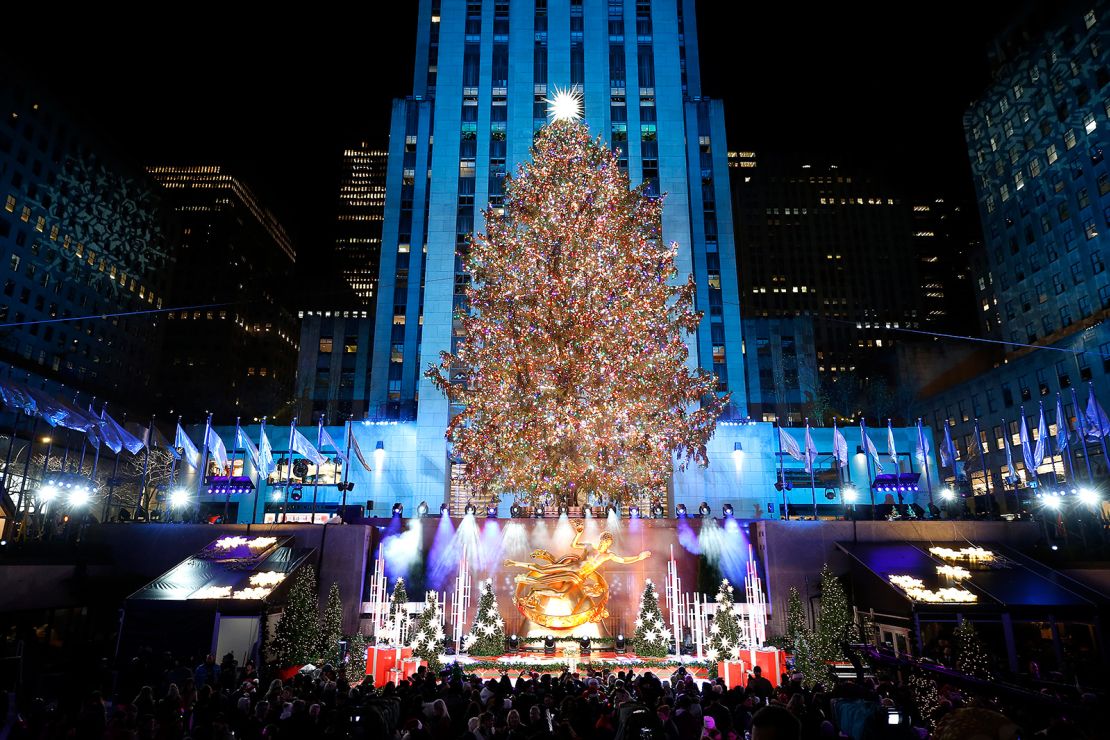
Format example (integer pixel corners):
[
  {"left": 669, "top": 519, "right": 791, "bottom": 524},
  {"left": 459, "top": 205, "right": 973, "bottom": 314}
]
[
  {"left": 609, "top": 550, "right": 651, "bottom": 565},
  {"left": 570, "top": 519, "right": 588, "bottom": 551},
  {"left": 503, "top": 559, "right": 534, "bottom": 568}
]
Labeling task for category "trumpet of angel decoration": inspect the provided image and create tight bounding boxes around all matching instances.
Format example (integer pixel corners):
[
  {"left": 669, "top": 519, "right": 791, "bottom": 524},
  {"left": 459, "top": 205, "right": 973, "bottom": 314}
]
[{"left": 426, "top": 92, "right": 727, "bottom": 507}]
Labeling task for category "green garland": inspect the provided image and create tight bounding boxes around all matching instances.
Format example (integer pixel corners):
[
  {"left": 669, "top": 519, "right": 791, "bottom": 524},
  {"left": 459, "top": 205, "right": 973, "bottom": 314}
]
[
  {"left": 518, "top": 636, "right": 617, "bottom": 645},
  {"left": 457, "top": 658, "right": 712, "bottom": 673}
]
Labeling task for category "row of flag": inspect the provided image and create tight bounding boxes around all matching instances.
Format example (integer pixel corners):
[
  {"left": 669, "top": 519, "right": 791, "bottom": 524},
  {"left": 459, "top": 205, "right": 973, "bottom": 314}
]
[
  {"left": 938, "top": 386, "right": 1110, "bottom": 477},
  {"left": 0, "top": 374, "right": 373, "bottom": 476},
  {"left": 774, "top": 385, "right": 1110, "bottom": 479},
  {"left": 777, "top": 419, "right": 901, "bottom": 474},
  {"left": 168, "top": 417, "right": 373, "bottom": 477}
]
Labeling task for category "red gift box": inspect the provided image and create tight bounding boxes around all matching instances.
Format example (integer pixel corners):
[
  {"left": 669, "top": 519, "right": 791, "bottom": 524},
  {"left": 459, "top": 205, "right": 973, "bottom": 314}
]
[
  {"left": 716, "top": 659, "right": 748, "bottom": 688},
  {"left": 734, "top": 647, "right": 787, "bottom": 684},
  {"left": 365, "top": 646, "right": 413, "bottom": 685}
]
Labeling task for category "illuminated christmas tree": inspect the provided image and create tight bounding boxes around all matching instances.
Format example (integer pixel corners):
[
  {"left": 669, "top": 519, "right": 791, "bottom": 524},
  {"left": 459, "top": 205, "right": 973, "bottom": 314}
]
[
  {"left": 318, "top": 582, "right": 344, "bottom": 665},
  {"left": 632, "top": 579, "right": 669, "bottom": 657},
  {"left": 791, "top": 628, "right": 827, "bottom": 689},
  {"left": 954, "top": 620, "right": 994, "bottom": 680},
  {"left": 815, "top": 564, "right": 852, "bottom": 662},
  {"left": 426, "top": 106, "right": 726, "bottom": 507},
  {"left": 462, "top": 580, "right": 506, "bottom": 656},
  {"left": 706, "top": 579, "right": 742, "bottom": 665},
  {"left": 909, "top": 673, "right": 941, "bottom": 730},
  {"left": 409, "top": 592, "right": 445, "bottom": 673},
  {"left": 380, "top": 577, "right": 409, "bottom": 645},
  {"left": 343, "top": 632, "right": 369, "bottom": 685},
  {"left": 785, "top": 586, "right": 806, "bottom": 646},
  {"left": 270, "top": 566, "right": 320, "bottom": 667}
]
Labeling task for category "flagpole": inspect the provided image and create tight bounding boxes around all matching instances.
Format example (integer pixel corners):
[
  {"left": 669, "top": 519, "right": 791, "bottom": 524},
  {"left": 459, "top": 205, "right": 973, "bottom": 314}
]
[
  {"left": 252, "top": 417, "right": 268, "bottom": 526},
  {"left": 195, "top": 414, "right": 213, "bottom": 524},
  {"left": 18, "top": 416, "right": 39, "bottom": 517},
  {"left": 1071, "top": 387, "right": 1095, "bottom": 483},
  {"left": 860, "top": 418, "right": 876, "bottom": 520},
  {"left": 139, "top": 417, "right": 153, "bottom": 519},
  {"left": 79, "top": 395, "right": 95, "bottom": 476},
  {"left": 91, "top": 402, "right": 104, "bottom": 483},
  {"left": 284, "top": 418, "right": 296, "bottom": 524},
  {"left": 974, "top": 418, "right": 993, "bottom": 518},
  {"left": 226, "top": 417, "right": 240, "bottom": 524},
  {"left": 311, "top": 414, "right": 323, "bottom": 523},
  {"left": 341, "top": 415, "right": 354, "bottom": 514},
  {"left": 775, "top": 421, "right": 788, "bottom": 520},
  {"left": 917, "top": 418, "right": 933, "bottom": 510},
  {"left": 167, "top": 415, "right": 181, "bottom": 524},
  {"left": 806, "top": 418, "right": 818, "bottom": 520},
  {"left": 1040, "top": 401, "right": 1059, "bottom": 489},
  {"left": 833, "top": 418, "right": 845, "bottom": 520},
  {"left": 1090, "top": 384, "right": 1110, "bottom": 475},
  {"left": 2, "top": 409, "right": 22, "bottom": 498},
  {"left": 1058, "top": 394, "right": 1075, "bottom": 484}
]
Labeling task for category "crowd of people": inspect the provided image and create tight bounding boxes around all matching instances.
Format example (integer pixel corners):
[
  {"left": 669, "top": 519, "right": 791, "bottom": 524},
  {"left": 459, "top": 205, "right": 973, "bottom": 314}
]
[{"left": 0, "top": 648, "right": 1101, "bottom": 740}]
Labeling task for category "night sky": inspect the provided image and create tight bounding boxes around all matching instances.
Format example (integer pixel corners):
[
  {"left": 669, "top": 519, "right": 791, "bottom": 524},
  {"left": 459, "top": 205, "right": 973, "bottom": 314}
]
[{"left": 4, "top": 2, "right": 1019, "bottom": 257}]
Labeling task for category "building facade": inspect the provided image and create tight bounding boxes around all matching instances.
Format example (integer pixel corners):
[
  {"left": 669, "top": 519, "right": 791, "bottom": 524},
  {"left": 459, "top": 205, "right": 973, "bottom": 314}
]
[
  {"left": 335, "top": 144, "right": 388, "bottom": 308},
  {"left": 741, "top": 316, "right": 818, "bottom": 424},
  {"left": 294, "top": 310, "right": 374, "bottom": 424},
  {"left": 368, "top": 0, "right": 745, "bottom": 507},
  {"left": 911, "top": 197, "right": 979, "bottom": 334},
  {"left": 919, "top": 0, "right": 1110, "bottom": 509},
  {"left": 729, "top": 151, "right": 920, "bottom": 383},
  {"left": 148, "top": 166, "right": 299, "bottom": 420},
  {"left": 0, "top": 84, "right": 172, "bottom": 408}
]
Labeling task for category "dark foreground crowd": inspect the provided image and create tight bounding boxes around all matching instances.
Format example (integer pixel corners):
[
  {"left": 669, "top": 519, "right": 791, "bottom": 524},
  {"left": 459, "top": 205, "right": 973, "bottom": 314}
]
[{"left": 0, "top": 650, "right": 1101, "bottom": 740}]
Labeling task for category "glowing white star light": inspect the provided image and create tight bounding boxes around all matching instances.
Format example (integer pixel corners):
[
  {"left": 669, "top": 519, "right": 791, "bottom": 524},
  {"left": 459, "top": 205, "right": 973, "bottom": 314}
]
[{"left": 546, "top": 86, "right": 583, "bottom": 122}]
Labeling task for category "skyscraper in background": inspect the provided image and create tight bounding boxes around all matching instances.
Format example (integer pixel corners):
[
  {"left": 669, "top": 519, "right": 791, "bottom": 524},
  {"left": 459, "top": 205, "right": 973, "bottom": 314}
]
[
  {"left": 367, "top": 0, "right": 744, "bottom": 504},
  {"left": 729, "top": 151, "right": 920, "bottom": 384},
  {"left": 148, "top": 165, "right": 299, "bottom": 419},
  {"left": 335, "top": 144, "right": 388, "bottom": 308}
]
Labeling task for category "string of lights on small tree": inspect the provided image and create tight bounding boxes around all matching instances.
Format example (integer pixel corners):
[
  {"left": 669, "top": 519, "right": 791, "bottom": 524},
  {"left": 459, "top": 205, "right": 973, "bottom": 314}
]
[
  {"left": 408, "top": 592, "right": 445, "bottom": 673},
  {"left": 706, "top": 579, "right": 742, "bottom": 666},
  {"left": 632, "top": 579, "right": 669, "bottom": 657},
  {"left": 463, "top": 580, "right": 506, "bottom": 656},
  {"left": 954, "top": 620, "right": 994, "bottom": 680},
  {"left": 270, "top": 566, "right": 319, "bottom": 667}
]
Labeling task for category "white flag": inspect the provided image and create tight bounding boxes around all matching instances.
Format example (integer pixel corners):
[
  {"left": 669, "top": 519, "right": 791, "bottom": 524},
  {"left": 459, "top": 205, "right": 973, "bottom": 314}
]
[
  {"left": 778, "top": 427, "right": 804, "bottom": 462},
  {"left": 862, "top": 426, "right": 884, "bottom": 474},
  {"left": 832, "top": 426, "right": 849, "bottom": 468},
  {"left": 804, "top": 424, "right": 819, "bottom": 474},
  {"left": 887, "top": 422, "right": 898, "bottom": 468}
]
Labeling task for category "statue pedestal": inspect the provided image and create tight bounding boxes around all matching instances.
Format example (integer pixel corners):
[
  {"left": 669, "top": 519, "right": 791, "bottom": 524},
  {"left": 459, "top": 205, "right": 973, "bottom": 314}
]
[{"left": 522, "top": 620, "right": 606, "bottom": 639}]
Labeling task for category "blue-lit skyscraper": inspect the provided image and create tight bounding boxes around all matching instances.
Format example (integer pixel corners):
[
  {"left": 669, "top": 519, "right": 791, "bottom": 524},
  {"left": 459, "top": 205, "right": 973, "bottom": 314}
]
[{"left": 369, "top": 0, "right": 744, "bottom": 504}]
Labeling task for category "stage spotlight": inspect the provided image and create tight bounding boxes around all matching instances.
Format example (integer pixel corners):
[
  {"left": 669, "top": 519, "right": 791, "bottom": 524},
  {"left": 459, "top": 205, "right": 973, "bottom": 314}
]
[
  {"left": 69, "top": 486, "right": 90, "bottom": 508},
  {"left": 675, "top": 503, "right": 687, "bottom": 517},
  {"left": 169, "top": 488, "right": 190, "bottom": 509},
  {"left": 440, "top": 502, "right": 450, "bottom": 515},
  {"left": 510, "top": 502, "right": 524, "bottom": 518},
  {"left": 557, "top": 504, "right": 569, "bottom": 516},
  {"left": 628, "top": 505, "right": 640, "bottom": 518},
  {"left": 508, "top": 634, "right": 520, "bottom": 652},
  {"left": 842, "top": 486, "right": 859, "bottom": 504},
  {"left": 37, "top": 483, "right": 58, "bottom": 503},
  {"left": 606, "top": 504, "right": 619, "bottom": 517},
  {"left": 417, "top": 501, "right": 429, "bottom": 517},
  {"left": 579, "top": 636, "right": 592, "bottom": 656},
  {"left": 391, "top": 502, "right": 404, "bottom": 516},
  {"left": 698, "top": 502, "right": 711, "bottom": 517},
  {"left": 939, "top": 489, "right": 956, "bottom": 502},
  {"left": 615, "top": 634, "right": 627, "bottom": 654},
  {"left": 1079, "top": 488, "right": 1099, "bottom": 506},
  {"left": 651, "top": 502, "right": 665, "bottom": 518},
  {"left": 534, "top": 505, "right": 545, "bottom": 518},
  {"left": 722, "top": 503, "right": 734, "bottom": 517},
  {"left": 486, "top": 505, "right": 497, "bottom": 518},
  {"left": 543, "top": 636, "right": 556, "bottom": 655},
  {"left": 583, "top": 505, "right": 593, "bottom": 518},
  {"left": 1042, "top": 494, "right": 1061, "bottom": 509},
  {"left": 464, "top": 501, "right": 477, "bottom": 515},
  {"left": 290, "top": 486, "right": 303, "bottom": 502}
]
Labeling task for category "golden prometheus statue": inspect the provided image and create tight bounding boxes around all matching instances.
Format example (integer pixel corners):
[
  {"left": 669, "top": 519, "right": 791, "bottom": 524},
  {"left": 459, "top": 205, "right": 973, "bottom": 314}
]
[{"left": 504, "top": 520, "right": 651, "bottom": 629}]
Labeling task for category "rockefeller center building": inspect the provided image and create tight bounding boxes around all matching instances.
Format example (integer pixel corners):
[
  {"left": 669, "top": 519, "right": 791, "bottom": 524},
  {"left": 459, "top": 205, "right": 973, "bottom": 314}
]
[{"left": 368, "top": 0, "right": 745, "bottom": 504}]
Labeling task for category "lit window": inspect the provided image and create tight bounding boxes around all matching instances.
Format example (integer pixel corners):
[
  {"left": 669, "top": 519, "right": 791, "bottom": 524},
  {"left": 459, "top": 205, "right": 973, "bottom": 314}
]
[
  {"left": 20, "top": 206, "right": 30, "bottom": 223},
  {"left": 1085, "top": 9, "right": 1096, "bottom": 29},
  {"left": 1047, "top": 144, "right": 1058, "bottom": 164},
  {"left": 1065, "top": 129, "right": 1077, "bottom": 149},
  {"left": 319, "top": 338, "right": 333, "bottom": 353},
  {"left": 3, "top": 195, "right": 13, "bottom": 213},
  {"left": 1085, "top": 112, "right": 1097, "bottom": 134}
]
